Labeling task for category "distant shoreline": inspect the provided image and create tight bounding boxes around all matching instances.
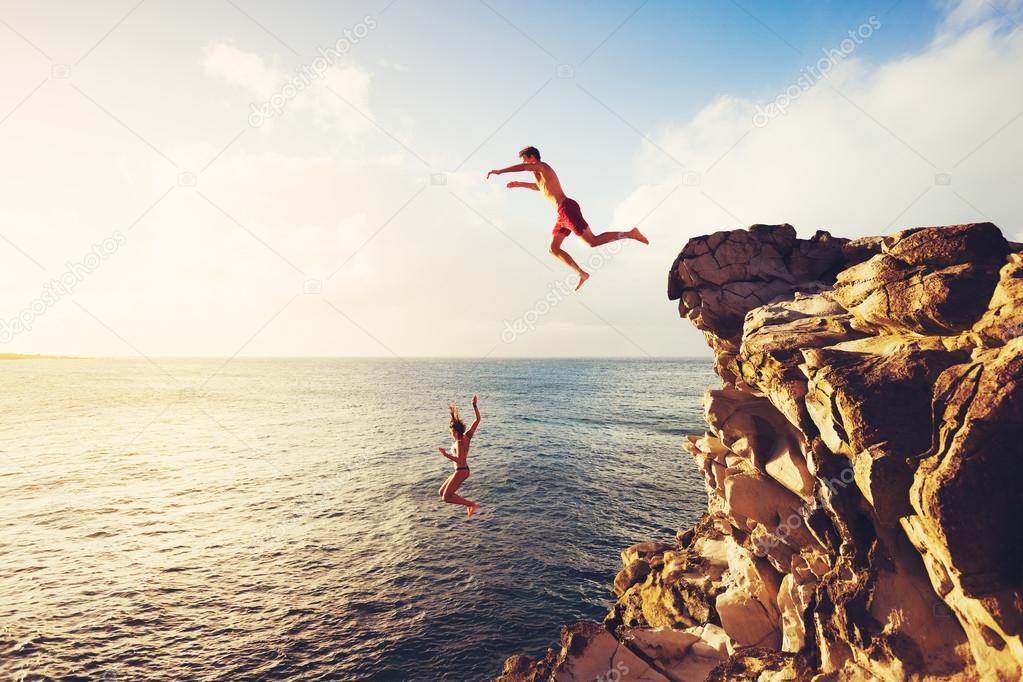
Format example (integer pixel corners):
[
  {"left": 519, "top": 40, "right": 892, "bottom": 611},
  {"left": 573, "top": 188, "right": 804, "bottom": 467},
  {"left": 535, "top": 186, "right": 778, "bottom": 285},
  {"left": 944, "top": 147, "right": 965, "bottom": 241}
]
[{"left": 0, "top": 354, "right": 78, "bottom": 360}]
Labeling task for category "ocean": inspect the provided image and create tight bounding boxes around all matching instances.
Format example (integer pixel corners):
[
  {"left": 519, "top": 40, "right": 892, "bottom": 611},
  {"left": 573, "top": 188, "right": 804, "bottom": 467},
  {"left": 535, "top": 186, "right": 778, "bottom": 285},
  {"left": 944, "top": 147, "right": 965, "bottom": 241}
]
[{"left": 1, "top": 357, "right": 715, "bottom": 681}]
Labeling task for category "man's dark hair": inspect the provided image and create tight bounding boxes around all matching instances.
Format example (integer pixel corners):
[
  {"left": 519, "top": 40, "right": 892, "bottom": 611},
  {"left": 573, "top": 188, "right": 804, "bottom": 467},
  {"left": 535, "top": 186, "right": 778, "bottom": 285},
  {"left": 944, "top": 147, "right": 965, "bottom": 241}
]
[{"left": 518, "top": 146, "right": 540, "bottom": 160}]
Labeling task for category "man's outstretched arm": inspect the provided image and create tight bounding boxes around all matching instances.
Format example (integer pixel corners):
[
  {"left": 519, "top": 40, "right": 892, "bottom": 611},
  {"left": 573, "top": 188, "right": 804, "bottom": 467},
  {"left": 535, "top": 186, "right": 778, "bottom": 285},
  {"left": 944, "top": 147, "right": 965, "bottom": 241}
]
[
  {"left": 506, "top": 181, "right": 539, "bottom": 190},
  {"left": 486, "top": 163, "right": 543, "bottom": 178}
]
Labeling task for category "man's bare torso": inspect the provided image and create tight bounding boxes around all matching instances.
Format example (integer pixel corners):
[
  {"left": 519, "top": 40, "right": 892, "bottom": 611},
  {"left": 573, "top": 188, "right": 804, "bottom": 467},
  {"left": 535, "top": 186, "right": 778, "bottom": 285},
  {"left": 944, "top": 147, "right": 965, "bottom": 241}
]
[{"left": 533, "top": 163, "right": 566, "bottom": 209}]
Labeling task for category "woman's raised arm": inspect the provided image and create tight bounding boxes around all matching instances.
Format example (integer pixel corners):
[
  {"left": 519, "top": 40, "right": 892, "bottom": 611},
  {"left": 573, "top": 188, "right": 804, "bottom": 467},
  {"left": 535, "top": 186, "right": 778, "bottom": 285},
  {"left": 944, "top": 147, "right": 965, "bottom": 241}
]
[{"left": 467, "top": 395, "right": 481, "bottom": 438}]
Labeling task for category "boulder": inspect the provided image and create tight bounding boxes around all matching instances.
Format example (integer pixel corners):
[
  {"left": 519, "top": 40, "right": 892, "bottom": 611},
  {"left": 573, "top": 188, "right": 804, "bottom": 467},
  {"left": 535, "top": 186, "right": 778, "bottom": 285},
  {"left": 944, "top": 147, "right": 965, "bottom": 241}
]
[
  {"left": 831, "top": 224, "right": 1008, "bottom": 335},
  {"left": 906, "top": 337, "right": 1023, "bottom": 679},
  {"left": 801, "top": 346, "right": 969, "bottom": 524}
]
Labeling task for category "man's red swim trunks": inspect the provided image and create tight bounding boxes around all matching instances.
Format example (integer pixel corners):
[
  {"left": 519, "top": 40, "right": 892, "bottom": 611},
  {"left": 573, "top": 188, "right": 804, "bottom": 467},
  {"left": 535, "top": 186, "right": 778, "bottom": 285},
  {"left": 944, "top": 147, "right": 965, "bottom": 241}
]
[{"left": 553, "top": 198, "right": 588, "bottom": 236}]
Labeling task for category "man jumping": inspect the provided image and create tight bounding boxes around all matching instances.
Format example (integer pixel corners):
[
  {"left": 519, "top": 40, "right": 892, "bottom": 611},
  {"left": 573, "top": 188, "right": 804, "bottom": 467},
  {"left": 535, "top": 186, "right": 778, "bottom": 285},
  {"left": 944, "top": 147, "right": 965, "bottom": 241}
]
[{"left": 486, "top": 146, "right": 648, "bottom": 290}]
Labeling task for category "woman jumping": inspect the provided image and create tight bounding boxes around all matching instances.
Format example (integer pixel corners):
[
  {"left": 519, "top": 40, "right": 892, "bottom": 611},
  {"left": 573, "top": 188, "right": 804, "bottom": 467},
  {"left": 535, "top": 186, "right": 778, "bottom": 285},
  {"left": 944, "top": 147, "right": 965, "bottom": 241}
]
[{"left": 438, "top": 395, "right": 480, "bottom": 519}]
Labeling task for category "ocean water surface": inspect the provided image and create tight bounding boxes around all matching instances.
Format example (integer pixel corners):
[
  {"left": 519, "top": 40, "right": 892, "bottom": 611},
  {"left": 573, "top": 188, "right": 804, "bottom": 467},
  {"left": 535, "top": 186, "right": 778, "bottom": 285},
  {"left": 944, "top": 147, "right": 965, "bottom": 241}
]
[{"left": 1, "top": 358, "right": 715, "bottom": 681}]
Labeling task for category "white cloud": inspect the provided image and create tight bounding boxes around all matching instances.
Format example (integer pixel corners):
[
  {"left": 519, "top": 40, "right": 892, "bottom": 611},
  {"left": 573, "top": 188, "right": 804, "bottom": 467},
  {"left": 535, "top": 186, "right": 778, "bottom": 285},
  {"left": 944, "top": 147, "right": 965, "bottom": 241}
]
[
  {"left": 377, "top": 57, "right": 408, "bottom": 72},
  {"left": 202, "top": 43, "right": 281, "bottom": 99},
  {"left": 614, "top": 7, "right": 1023, "bottom": 259},
  {"left": 290, "top": 64, "right": 374, "bottom": 138},
  {"left": 203, "top": 42, "right": 375, "bottom": 139},
  {"left": 939, "top": 0, "right": 1023, "bottom": 32}
]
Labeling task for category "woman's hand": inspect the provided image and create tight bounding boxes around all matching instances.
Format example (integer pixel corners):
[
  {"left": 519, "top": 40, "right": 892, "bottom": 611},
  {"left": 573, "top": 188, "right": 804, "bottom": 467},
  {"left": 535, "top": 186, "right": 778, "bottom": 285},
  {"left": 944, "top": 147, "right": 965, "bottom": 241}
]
[
  {"left": 467, "top": 394, "right": 481, "bottom": 438},
  {"left": 486, "top": 169, "right": 500, "bottom": 179}
]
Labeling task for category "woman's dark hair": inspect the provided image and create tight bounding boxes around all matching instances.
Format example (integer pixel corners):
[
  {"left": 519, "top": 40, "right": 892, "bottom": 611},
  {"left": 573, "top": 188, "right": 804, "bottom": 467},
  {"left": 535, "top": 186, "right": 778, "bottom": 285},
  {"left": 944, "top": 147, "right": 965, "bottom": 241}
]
[
  {"left": 449, "top": 403, "right": 466, "bottom": 438},
  {"left": 518, "top": 146, "right": 540, "bottom": 160}
]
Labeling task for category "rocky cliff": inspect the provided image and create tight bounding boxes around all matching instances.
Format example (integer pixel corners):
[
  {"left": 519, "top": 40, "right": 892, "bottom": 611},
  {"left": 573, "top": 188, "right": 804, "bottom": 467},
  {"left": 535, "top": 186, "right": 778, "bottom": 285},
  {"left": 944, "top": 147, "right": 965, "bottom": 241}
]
[{"left": 497, "top": 222, "right": 1023, "bottom": 682}]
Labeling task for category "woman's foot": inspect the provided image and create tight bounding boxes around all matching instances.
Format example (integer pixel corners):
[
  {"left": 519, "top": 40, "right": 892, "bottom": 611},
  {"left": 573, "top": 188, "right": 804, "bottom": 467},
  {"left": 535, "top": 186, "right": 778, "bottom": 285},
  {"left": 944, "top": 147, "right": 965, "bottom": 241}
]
[
  {"left": 467, "top": 502, "right": 479, "bottom": 519},
  {"left": 630, "top": 228, "right": 649, "bottom": 244},
  {"left": 575, "top": 271, "right": 590, "bottom": 290}
]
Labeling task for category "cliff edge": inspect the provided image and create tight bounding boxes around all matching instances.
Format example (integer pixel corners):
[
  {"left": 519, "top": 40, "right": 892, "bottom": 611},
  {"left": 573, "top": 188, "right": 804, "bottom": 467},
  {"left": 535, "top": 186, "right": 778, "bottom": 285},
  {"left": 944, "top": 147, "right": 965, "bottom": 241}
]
[{"left": 497, "top": 222, "right": 1023, "bottom": 682}]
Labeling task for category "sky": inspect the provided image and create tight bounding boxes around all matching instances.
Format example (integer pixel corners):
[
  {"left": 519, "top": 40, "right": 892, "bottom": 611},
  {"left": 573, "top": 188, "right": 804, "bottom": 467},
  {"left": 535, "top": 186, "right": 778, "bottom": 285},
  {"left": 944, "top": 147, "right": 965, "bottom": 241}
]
[{"left": 0, "top": 0, "right": 1021, "bottom": 358}]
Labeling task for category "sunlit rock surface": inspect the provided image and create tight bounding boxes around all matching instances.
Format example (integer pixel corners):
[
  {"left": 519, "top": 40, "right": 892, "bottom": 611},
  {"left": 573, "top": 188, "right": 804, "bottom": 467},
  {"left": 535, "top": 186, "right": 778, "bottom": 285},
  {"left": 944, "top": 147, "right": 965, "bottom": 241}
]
[{"left": 498, "top": 223, "right": 1022, "bottom": 681}]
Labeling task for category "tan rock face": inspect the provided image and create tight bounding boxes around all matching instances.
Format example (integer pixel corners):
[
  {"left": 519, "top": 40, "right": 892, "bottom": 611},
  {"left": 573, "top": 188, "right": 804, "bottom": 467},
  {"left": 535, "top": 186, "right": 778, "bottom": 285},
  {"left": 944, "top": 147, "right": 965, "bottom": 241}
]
[
  {"left": 904, "top": 337, "right": 1023, "bottom": 680},
  {"left": 495, "top": 621, "right": 737, "bottom": 682},
  {"left": 735, "top": 289, "right": 868, "bottom": 440},
  {"left": 715, "top": 537, "right": 783, "bottom": 649},
  {"left": 831, "top": 223, "right": 1008, "bottom": 336},
  {"left": 802, "top": 346, "right": 969, "bottom": 524},
  {"left": 624, "top": 626, "right": 731, "bottom": 681},
  {"left": 499, "top": 223, "right": 1021, "bottom": 682},
  {"left": 704, "top": 387, "right": 814, "bottom": 499},
  {"left": 665, "top": 223, "right": 1013, "bottom": 681},
  {"left": 971, "top": 254, "right": 1023, "bottom": 345},
  {"left": 668, "top": 225, "right": 851, "bottom": 386}
]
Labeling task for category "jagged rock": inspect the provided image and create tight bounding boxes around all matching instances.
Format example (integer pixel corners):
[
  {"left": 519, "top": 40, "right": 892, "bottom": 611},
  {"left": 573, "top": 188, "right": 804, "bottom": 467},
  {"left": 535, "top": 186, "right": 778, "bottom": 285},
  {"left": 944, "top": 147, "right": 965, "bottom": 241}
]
[
  {"left": 704, "top": 388, "right": 814, "bottom": 500},
  {"left": 500, "top": 223, "right": 1022, "bottom": 682},
  {"left": 615, "top": 557, "right": 652, "bottom": 597},
  {"left": 723, "top": 473, "right": 806, "bottom": 542},
  {"left": 669, "top": 225, "right": 850, "bottom": 385},
  {"left": 624, "top": 541, "right": 674, "bottom": 565},
  {"left": 623, "top": 626, "right": 732, "bottom": 681},
  {"left": 705, "top": 648, "right": 810, "bottom": 681},
  {"left": 971, "top": 253, "right": 1023, "bottom": 346},
  {"left": 831, "top": 223, "right": 1008, "bottom": 335},
  {"left": 715, "top": 536, "right": 783, "bottom": 649},
  {"left": 860, "top": 523, "right": 972, "bottom": 678},
  {"left": 687, "top": 623, "right": 735, "bottom": 657},
  {"left": 883, "top": 222, "right": 1008, "bottom": 269},
  {"left": 905, "top": 337, "right": 1023, "bottom": 680},
  {"left": 840, "top": 235, "right": 885, "bottom": 265},
  {"left": 802, "top": 346, "right": 969, "bottom": 524},
  {"left": 546, "top": 621, "right": 670, "bottom": 682},
  {"left": 685, "top": 433, "right": 731, "bottom": 504},
  {"left": 735, "top": 289, "right": 869, "bottom": 442},
  {"left": 777, "top": 572, "right": 814, "bottom": 652},
  {"left": 495, "top": 655, "right": 542, "bottom": 682},
  {"left": 606, "top": 515, "right": 736, "bottom": 635}
]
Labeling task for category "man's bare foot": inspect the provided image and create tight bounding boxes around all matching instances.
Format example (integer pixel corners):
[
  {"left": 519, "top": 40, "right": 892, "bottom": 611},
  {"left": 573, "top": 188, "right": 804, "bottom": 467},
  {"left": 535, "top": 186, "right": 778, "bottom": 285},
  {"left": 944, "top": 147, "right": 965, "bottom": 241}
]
[
  {"left": 630, "top": 228, "right": 649, "bottom": 245},
  {"left": 575, "top": 271, "right": 590, "bottom": 290},
  {"left": 467, "top": 503, "right": 479, "bottom": 519}
]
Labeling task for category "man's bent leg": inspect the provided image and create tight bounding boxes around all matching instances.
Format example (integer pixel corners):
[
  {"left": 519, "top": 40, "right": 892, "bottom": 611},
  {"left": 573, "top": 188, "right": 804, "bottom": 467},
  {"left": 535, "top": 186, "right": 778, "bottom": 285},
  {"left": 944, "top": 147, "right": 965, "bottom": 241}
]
[
  {"left": 549, "top": 230, "right": 589, "bottom": 289},
  {"left": 549, "top": 231, "right": 585, "bottom": 275}
]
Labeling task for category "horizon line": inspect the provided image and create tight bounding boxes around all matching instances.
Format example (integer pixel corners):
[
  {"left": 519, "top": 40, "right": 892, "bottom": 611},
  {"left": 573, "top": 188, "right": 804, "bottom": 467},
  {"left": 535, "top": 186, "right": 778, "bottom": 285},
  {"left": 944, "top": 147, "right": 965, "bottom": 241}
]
[{"left": 1, "top": 353, "right": 713, "bottom": 361}]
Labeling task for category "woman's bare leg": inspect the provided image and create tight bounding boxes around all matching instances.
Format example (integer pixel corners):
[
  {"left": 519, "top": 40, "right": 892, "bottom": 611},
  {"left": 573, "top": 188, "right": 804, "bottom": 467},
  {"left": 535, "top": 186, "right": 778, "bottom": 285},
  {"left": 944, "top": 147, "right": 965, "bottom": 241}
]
[
  {"left": 444, "top": 491, "right": 478, "bottom": 516},
  {"left": 438, "top": 473, "right": 455, "bottom": 499},
  {"left": 440, "top": 471, "right": 478, "bottom": 518}
]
